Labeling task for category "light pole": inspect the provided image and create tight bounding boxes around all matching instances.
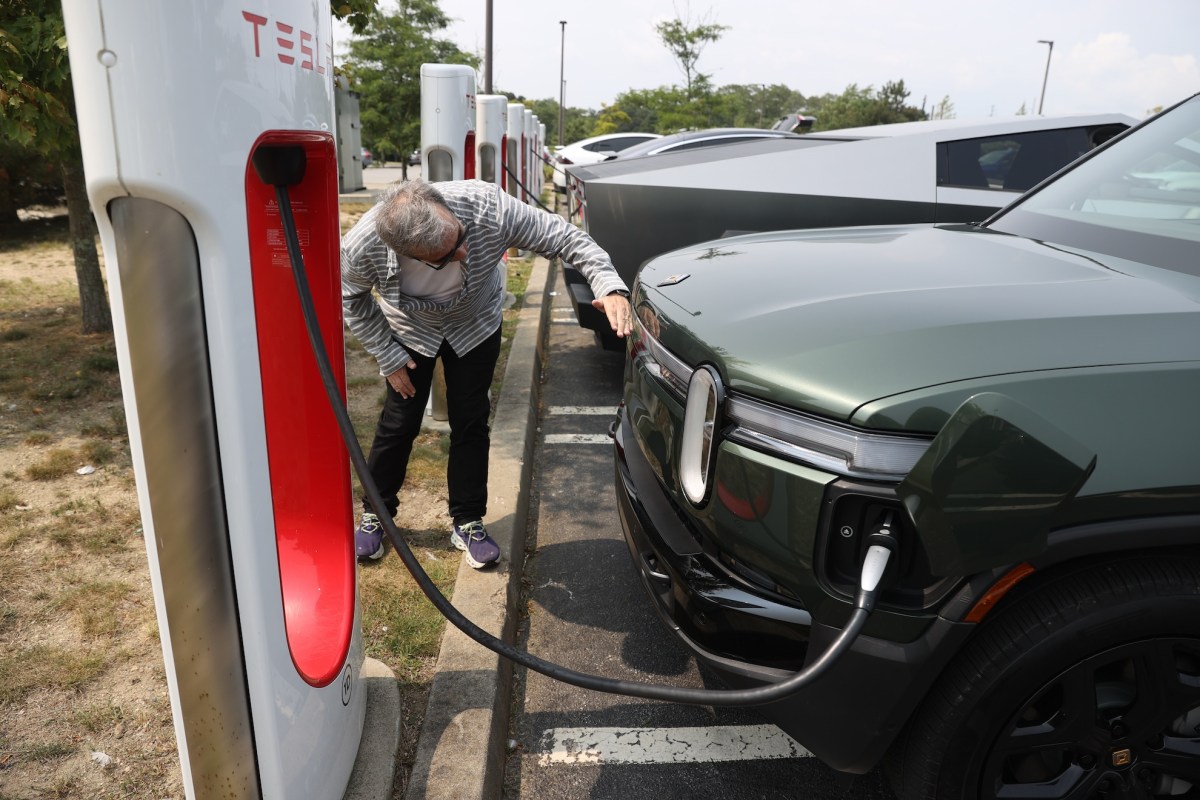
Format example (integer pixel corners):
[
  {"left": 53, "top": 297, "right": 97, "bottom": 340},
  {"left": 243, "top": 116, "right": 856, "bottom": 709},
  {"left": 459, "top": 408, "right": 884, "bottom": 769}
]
[
  {"left": 1037, "top": 39, "right": 1054, "bottom": 115},
  {"left": 484, "top": 0, "right": 493, "bottom": 92},
  {"left": 558, "top": 20, "right": 567, "bottom": 146}
]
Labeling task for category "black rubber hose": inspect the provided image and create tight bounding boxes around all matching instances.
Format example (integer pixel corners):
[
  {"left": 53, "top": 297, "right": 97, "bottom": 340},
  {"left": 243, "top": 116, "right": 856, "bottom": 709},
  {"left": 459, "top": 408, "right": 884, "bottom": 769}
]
[
  {"left": 502, "top": 162, "right": 555, "bottom": 213},
  {"left": 271, "top": 177, "right": 880, "bottom": 706}
]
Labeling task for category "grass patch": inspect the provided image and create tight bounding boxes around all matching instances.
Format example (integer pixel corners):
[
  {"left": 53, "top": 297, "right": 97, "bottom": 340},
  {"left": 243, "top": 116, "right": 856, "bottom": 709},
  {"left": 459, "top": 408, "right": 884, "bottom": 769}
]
[
  {"left": 358, "top": 530, "right": 459, "bottom": 683},
  {"left": 0, "top": 485, "right": 21, "bottom": 512},
  {"left": 0, "top": 645, "right": 107, "bottom": 705},
  {"left": 52, "top": 580, "right": 132, "bottom": 638},
  {"left": 73, "top": 702, "right": 125, "bottom": 734},
  {"left": 26, "top": 448, "right": 78, "bottom": 481},
  {"left": 405, "top": 430, "right": 450, "bottom": 484},
  {"left": 0, "top": 328, "right": 30, "bottom": 342},
  {"left": 22, "top": 432, "right": 51, "bottom": 446},
  {"left": 81, "top": 439, "right": 115, "bottom": 465},
  {"left": 19, "top": 741, "right": 76, "bottom": 762}
]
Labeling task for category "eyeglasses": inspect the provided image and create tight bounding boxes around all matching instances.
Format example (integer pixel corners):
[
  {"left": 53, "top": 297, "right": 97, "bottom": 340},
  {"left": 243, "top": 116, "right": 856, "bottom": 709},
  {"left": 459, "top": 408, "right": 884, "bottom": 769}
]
[{"left": 419, "top": 222, "right": 470, "bottom": 270}]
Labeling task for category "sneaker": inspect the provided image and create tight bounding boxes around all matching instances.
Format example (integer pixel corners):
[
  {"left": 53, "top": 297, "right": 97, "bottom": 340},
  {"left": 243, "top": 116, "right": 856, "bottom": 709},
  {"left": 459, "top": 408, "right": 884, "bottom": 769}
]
[
  {"left": 451, "top": 520, "right": 500, "bottom": 569},
  {"left": 355, "top": 512, "right": 385, "bottom": 561}
]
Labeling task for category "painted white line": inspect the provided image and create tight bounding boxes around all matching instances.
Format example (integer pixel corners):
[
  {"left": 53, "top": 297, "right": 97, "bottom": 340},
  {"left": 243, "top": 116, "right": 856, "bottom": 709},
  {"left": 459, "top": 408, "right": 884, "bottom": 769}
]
[
  {"left": 548, "top": 406, "right": 616, "bottom": 416},
  {"left": 544, "top": 434, "right": 611, "bottom": 445},
  {"left": 539, "top": 725, "right": 812, "bottom": 766}
]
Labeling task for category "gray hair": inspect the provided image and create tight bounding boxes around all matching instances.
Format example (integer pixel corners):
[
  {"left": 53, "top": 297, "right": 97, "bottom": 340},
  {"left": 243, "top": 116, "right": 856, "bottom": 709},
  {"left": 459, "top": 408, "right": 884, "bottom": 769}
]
[{"left": 375, "top": 180, "right": 456, "bottom": 254}]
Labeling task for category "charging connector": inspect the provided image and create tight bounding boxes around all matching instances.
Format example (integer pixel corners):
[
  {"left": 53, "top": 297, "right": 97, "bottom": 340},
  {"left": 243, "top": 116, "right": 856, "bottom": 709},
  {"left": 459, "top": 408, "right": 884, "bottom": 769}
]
[{"left": 855, "top": 512, "right": 898, "bottom": 612}]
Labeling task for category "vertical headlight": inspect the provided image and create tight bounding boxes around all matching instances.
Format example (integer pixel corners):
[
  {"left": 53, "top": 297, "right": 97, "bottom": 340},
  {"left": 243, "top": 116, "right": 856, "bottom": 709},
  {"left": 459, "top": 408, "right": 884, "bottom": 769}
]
[{"left": 680, "top": 366, "right": 724, "bottom": 506}]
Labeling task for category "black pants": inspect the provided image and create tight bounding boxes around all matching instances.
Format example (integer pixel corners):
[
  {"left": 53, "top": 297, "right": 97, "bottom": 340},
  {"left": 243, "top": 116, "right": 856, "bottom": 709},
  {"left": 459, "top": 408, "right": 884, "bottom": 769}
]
[{"left": 363, "top": 326, "right": 502, "bottom": 525}]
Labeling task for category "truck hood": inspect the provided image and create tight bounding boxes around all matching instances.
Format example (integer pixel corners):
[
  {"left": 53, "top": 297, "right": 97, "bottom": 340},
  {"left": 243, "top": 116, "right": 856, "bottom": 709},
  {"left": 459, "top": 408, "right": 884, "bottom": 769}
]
[{"left": 640, "top": 224, "right": 1200, "bottom": 424}]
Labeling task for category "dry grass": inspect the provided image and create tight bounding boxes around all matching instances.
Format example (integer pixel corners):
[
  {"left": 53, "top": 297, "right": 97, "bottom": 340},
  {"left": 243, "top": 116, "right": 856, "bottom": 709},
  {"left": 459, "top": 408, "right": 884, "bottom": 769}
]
[{"left": 0, "top": 205, "right": 534, "bottom": 799}]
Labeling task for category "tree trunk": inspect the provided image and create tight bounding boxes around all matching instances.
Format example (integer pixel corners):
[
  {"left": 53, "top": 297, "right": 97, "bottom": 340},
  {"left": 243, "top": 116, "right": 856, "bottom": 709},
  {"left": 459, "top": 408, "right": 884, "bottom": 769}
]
[{"left": 60, "top": 143, "right": 112, "bottom": 334}]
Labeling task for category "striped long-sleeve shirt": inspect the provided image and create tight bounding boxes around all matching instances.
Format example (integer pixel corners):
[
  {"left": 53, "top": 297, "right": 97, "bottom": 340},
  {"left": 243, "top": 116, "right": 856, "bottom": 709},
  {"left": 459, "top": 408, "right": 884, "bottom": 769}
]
[{"left": 342, "top": 180, "right": 627, "bottom": 377}]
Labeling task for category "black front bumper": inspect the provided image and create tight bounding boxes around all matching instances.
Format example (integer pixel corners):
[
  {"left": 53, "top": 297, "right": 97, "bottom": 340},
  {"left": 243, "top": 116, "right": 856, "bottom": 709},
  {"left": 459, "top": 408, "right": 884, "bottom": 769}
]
[{"left": 613, "top": 408, "right": 975, "bottom": 774}]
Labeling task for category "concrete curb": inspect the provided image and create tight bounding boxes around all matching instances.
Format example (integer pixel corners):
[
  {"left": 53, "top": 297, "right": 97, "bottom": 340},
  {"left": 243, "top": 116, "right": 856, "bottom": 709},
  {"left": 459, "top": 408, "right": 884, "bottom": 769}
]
[
  {"left": 404, "top": 255, "right": 553, "bottom": 800},
  {"left": 343, "top": 657, "right": 402, "bottom": 800}
]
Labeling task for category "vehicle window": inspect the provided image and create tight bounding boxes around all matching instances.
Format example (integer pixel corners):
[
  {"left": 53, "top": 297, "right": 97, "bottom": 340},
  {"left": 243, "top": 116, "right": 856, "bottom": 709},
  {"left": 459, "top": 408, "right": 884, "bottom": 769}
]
[
  {"left": 603, "top": 136, "right": 651, "bottom": 151},
  {"left": 664, "top": 136, "right": 761, "bottom": 153},
  {"left": 940, "top": 128, "right": 1094, "bottom": 191},
  {"left": 990, "top": 98, "right": 1200, "bottom": 275}
]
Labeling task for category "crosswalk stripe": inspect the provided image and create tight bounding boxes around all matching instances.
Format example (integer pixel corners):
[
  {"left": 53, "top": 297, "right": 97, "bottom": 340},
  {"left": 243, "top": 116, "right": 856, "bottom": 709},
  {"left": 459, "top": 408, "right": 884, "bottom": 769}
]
[
  {"left": 538, "top": 725, "right": 813, "bottom": 766},
  {"left": 544, "top": 434, "right": 611, "bottom": 445},
  {"left": 548, "top": 406, "right": 615, "bottom": 415}
]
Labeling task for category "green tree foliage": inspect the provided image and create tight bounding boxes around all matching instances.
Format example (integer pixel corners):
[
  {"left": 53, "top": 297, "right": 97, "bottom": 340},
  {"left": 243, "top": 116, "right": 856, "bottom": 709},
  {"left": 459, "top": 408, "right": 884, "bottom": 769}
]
[
  {"left": 333, "top": 0, "right": 383, "bottom": 35},
  {"left": 521, "top": 97, "right": 595, "bottom": 147},
  {"left": 587, "top": 83, "right": 806, "bottom": 137},
  {"left": 0, "top": 0, "right": 110, "bottom": 334},
  {"left": 596, "top": 86, "right": 708, "bottom": 134},
  {"left": 931, "top": 95, "right": 955, "bottom": 120},
  {"left": 343, "top": 1, "right": 478, "bottom": 167},
  {"left": 712, "top": 84, "right": 807, "bottom": 129},
  {"left": 809, "top": 80, "right": 927, "bottom": 131},
  {"left": 655, "top": 8, "right": 728, "bottom": 100}
]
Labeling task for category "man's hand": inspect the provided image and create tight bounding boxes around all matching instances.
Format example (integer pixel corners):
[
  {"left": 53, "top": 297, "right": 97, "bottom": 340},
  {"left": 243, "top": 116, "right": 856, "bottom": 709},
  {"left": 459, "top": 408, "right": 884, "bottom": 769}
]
[
  {"left": 592, "top": 292, "right": 633, "bottom": 338},
  {"left": 385, "top": 360, "right": 419, "bottom": 398}
]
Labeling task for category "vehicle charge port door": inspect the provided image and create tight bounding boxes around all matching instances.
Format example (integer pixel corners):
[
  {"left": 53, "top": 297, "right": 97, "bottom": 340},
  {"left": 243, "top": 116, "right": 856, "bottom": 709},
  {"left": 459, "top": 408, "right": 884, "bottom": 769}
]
[{"left": 896, "top": 392, "right": 1096, "bottom": 576}]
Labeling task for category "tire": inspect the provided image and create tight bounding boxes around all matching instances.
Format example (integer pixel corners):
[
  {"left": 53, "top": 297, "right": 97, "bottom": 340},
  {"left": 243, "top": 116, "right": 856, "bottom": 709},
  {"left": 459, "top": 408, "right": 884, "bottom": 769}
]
[{"left": 888, "top": 554, "right": 1200, "bottom": 800}]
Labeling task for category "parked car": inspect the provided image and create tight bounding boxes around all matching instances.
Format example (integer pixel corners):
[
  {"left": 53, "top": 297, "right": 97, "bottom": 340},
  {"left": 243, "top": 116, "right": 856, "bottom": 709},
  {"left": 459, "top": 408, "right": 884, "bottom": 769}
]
[
  {"left": 360, "top": 147, "right": 372, "bottom": 168},
  {"left": 614, "top": 94, "right": 1200, "bottom": 799},
  {"left": 565, "top": 113, "right": 1133, "bottom": 347},
  {"left": 407, "top": 148, "right": 421, "bottom": 167},
  {"left": 551, "top": 132, "right": 661, "bottom": 192},
  {"left": 601, "top": 126, "right": 805, "bottom": 161},
  {"left": 771, "top": 112, "right": 817, "bottom": 133}
]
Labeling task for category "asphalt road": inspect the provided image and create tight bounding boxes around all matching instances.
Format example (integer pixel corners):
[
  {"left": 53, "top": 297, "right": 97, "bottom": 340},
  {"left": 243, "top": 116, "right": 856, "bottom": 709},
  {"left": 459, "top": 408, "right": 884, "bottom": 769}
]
[{"left": 502, "top": 266, "right": 898, "bottom": 799}]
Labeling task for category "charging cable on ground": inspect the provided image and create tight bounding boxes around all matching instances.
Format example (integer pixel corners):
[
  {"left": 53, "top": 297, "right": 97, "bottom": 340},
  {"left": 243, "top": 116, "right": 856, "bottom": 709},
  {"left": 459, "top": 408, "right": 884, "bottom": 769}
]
[{"left": 253, "top": 144, "right": 897, "bottom": 706}]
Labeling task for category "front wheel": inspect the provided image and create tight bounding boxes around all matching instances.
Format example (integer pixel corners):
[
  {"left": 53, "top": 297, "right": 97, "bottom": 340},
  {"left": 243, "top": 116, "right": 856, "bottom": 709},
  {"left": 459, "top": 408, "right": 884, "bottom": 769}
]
[{"left": 889, "top": 555, "right": 1200, "bottom": 800}]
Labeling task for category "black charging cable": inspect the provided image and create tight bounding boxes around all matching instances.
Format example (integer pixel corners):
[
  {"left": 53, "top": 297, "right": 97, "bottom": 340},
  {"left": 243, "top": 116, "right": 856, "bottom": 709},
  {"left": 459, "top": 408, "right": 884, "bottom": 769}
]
[
  {"left": 253, "top": 144, "right": 896, "bottom": 706},
  {"left": 536, "top": 148, "right": 570, "bottom": 178},
  {"left": 502, "top": 161, "right": 555, "bottom": 214}
]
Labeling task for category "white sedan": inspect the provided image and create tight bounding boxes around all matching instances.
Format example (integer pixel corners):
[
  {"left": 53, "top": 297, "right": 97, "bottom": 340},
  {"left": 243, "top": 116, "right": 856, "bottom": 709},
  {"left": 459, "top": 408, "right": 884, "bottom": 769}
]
[{"left": 551, "top": 132, "right": 660, "bottom": 192}]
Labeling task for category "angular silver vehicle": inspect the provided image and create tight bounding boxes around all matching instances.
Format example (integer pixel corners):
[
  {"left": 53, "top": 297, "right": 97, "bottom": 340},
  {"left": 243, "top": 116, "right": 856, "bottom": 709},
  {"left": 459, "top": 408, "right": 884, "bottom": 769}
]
[
  {"left": 564, "top": 113, "right": 1134, "bottom": 347},
  {"left": 614, "top": 95, "right": 1200, "bottom": 799}
]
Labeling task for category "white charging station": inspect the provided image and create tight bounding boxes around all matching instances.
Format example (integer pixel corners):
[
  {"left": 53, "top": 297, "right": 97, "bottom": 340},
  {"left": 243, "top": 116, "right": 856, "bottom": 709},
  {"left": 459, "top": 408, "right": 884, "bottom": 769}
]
[
  {"left": 475, "top": 95, "right": 509, "bottom": 189},
  {"left": 506, "top": 102, "right": 525, "bottom": 202},
  {"left": 420, "top": 63, "right": 477, "bottom": 181},
  {"left": 538, "top": 121, "right": 547, "bottom": 189},
  {"left": 528, "top": 108, "right": 542, "bottom": 203},
  {"left": 61, "top": 1, "right": 365, "bottom": 797}
]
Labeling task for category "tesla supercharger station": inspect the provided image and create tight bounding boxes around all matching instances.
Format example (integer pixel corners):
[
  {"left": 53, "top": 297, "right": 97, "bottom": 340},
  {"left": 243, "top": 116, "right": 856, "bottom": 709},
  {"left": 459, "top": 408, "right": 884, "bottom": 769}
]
[
  {"left": 505, "top": 102, "right": 524, "bottom": 202},
  {"left": 530, "top": 110, "right": 540, "bottom": 206},
  {"left": 419, "top": 64, "right": 477, "bottom": 419},
  {"left": 538, "top": 121, "right": 547, "bottom": 193},
  {"left": 530, "top": 115, "right": 541, "bottom": 198},
  {"left": 420, "top": 63, "right": 477, "bottom": 181},
  {"left": 475, "top": 95, "right": 508, "bottom": 189},
  {"left": 60, "top": 1, "right": 366, "bottom": 797}
]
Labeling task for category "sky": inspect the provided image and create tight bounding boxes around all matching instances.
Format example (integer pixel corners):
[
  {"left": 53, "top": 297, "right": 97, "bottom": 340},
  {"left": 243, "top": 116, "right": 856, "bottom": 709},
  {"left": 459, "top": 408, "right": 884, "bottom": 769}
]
[{"left": 336, "top": 0, "right": 1200, "bottom": 122}]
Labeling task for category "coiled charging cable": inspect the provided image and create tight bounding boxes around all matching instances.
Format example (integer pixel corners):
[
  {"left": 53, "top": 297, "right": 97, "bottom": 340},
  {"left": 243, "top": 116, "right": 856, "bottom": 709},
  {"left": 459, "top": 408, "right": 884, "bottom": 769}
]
[{"left": 254, "top": 145, "right": 896, "bottom": 706}]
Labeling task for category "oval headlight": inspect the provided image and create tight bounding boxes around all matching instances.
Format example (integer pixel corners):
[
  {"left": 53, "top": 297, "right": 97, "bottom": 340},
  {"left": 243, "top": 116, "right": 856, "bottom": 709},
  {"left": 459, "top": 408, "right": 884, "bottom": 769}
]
[{"left": 680, "top": 366, "right": 724, "bottom": 506}]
